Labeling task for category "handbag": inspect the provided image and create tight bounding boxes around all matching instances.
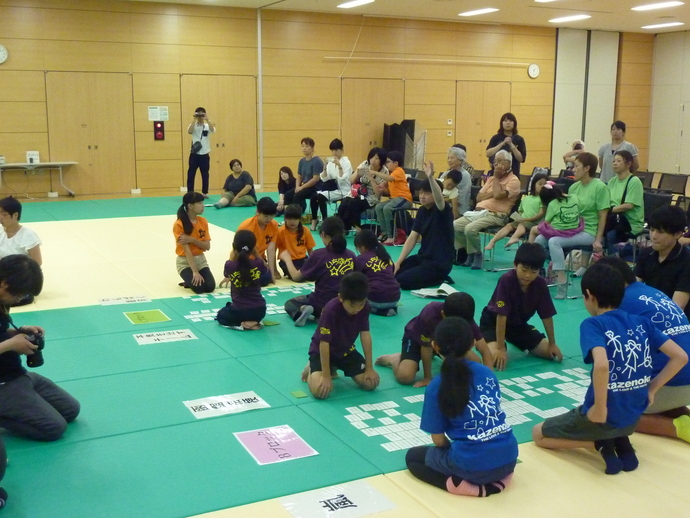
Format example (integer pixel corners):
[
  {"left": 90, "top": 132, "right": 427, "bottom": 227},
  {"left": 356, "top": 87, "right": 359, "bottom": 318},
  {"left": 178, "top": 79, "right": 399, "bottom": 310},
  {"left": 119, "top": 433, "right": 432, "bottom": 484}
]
[
  {"left": 604, "top": 175, "right": 633, "bottom": 239},
  {"left": 190, "top": 123, "right": 205, "bottom": 154}
]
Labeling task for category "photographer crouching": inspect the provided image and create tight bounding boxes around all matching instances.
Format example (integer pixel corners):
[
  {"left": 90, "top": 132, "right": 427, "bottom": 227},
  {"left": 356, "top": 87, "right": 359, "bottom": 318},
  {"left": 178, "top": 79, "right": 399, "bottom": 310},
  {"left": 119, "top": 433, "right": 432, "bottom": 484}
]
[{"left": 0, "top": 255, "right": 80, "bottom": 507}]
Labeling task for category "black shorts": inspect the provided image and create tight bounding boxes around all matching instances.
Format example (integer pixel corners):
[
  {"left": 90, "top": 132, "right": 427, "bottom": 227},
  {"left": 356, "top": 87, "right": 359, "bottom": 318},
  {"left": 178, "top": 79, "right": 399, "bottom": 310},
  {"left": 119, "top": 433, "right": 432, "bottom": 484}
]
[
  {"left": 479, "top": 307, "right": 545, "bottom": 352},
  {"left": 309, "top": 349, "right": 366, "bottom": 378},
  {"left": 399, "top": 333, "right": 428, "bottom": 364}
]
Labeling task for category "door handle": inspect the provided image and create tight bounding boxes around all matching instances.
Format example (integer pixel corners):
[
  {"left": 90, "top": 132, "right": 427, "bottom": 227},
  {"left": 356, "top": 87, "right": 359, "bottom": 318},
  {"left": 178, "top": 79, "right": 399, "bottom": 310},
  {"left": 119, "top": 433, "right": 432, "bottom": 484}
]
[
  {"left": 88, "top": 145, "right": 91, "bottom": 150},
  {"left": 94, "top": 145, "right": 98, "bottom": 150}
]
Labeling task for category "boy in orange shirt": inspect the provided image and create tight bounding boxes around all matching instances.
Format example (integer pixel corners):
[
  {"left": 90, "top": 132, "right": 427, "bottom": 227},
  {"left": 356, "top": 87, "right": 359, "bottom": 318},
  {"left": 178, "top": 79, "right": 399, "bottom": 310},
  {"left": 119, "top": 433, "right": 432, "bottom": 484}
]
[
  {"left": 372, "top": 151, "right": 412, "bottom": 246},
  {"left": 237, "top": 197, "right": 279, "bottom": 285}
]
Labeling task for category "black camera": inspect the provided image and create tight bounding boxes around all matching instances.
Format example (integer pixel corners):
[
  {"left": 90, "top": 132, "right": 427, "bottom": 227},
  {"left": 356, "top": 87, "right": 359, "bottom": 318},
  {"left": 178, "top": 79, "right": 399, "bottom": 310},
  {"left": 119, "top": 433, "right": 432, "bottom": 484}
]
[{"left": 25, "top": 332, "right": 45, "bottom": 368}]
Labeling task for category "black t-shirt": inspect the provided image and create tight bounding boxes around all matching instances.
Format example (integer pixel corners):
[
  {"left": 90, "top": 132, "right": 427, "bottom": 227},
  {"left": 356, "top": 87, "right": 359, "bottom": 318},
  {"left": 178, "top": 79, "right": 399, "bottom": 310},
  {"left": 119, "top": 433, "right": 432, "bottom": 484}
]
[
  {"left": 412, "top": 202, "right": 454, "bottom": 269},
  {"left": 634, "top": 242, "right": 690, "bottom": 319},
  {"left": 222, "top": 171, "right": 256, "bottom": 200},
  {"left": 0, "top": 308, "right": 26, "bottom": 383},
  {"left": 487, "top": 133, "right": 527, "bottom": 176}
]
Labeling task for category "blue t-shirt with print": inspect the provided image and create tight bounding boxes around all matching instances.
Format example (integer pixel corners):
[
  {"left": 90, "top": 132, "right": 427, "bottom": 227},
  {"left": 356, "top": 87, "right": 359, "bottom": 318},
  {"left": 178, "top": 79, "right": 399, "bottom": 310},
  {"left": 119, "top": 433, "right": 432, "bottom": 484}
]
[
  {"left": 620, "top": 282, "right": 690, "bottom": 386},
  {"left": 580, "top": 309, "right": 669, "bottom": 428},
  {"left": 421, "top": 361, "right": 518, "bottom": 472}
]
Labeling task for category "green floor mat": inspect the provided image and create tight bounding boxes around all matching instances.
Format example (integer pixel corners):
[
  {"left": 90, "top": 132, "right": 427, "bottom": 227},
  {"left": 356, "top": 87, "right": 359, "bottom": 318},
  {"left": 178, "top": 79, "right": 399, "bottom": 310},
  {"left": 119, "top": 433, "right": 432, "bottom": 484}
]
[
  {"left": 36, "top": 327, "right": 231, "bottom": 382},
  {"left": 5, "top": 406, "right": 380, "bottom": 518},
  {"left": 5, "top": 359, "right": 294, "bottom": 450}
]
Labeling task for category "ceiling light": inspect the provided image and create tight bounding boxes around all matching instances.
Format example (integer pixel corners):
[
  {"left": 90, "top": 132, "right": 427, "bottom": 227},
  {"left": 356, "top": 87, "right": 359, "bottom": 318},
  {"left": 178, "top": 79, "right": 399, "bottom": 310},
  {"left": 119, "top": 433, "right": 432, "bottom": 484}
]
[
  {"left": 632, "top": 1, "right": 684, "bottom": 11},
  {"left": 459, "top": 8, "right": 499, "bottom": 17},
  {"left": 641, "top": 21, "right": 685, "bottom": 28},
  {"left": 337, "top": 0, "right": 374, "bottom": 8},
  {"left": 549, "top": 14, "right": 592, "bottom": 23}
]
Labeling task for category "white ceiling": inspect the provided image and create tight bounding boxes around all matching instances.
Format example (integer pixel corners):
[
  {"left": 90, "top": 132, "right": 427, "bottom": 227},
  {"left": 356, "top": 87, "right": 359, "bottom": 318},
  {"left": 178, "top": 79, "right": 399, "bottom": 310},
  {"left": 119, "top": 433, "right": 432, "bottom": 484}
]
[{"left": 129, "top": 0, "right": 690, "bottom": 34}]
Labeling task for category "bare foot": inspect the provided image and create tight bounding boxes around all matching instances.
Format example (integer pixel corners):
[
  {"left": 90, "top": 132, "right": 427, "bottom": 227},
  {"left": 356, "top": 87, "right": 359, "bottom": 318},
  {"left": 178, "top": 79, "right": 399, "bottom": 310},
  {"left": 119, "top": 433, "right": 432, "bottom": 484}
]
[
  {"left": 311, "top": 220, "right": 318, "bottom": 231},
  {"left": 484, "top": 241, "right": 496, "bottom": 251},
  {"left": 300, "top": 362, "right": 310, "bottom": 382},
  {"left": 505, "top": 239, "right": 518, "bottom": 248},
  {"left": 241, "top": 321, "right": 262, "bottom": 330},
  {"left": 376, "top": 353, "right": 401, "bottom": 370}
]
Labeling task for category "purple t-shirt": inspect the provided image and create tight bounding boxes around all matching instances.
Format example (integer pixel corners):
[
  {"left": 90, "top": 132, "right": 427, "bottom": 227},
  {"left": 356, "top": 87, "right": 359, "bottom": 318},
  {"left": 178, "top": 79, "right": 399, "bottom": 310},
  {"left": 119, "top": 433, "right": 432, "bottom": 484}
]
[
  {"left": 223, "top": 257, "right": 267, "bottom": 310},
  {"left": 354, "top": 250, "right": 401, "bottom": 304},
  {"left": 404, "top": 301, "right": 483, "bottom": 346},
  {"left": 486, "top": 269, "right": 556, "bottom": 327},
  {"left": 300, "top": 246, "right": 356, "bottom": 311},
  {"left": 309, "top": 298, "right": 371, "bottom": 358}
]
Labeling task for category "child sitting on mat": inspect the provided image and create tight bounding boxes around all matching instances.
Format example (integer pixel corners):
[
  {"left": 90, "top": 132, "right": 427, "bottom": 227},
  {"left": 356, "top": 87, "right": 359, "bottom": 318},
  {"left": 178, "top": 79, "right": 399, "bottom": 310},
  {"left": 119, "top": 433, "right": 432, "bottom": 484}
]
[
  {"left": 275, "top": 204, "right": 315, "bottom": 280},
  {"left": 532, "top": 263, "right": 688, "bottom": 474},
  {"left": 376, "top": 292, "right": 493, "bottom": 388},
  {"left": 174, "top": 192, "right": 215, "bottom": 294},
  {"left": 406, "top": 317, "right": 517, "bottom": 497},
  {"left": 217, "top": 230, "right": 267, "bottom": 331},
  {"left": 354, "top": 229, "right": 400, "bottom": 316},
  {"left": 303, "top": 272, "right": 380, "bottom": 399}
]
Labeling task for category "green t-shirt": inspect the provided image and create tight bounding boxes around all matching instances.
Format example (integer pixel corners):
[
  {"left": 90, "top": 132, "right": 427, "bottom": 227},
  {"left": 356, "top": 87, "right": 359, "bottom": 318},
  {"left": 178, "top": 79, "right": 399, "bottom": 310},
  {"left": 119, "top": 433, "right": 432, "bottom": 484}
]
[
  {"left": 568, "top": 179, "right": 611, "bottom": 237},
  {"left": 545, "top": 194, "right": 581, "bottom": 230},
  {"left": 518, "top": 194, "right": 542, "bottom": 219},
  {"left": 607, "top": 175, "right": 644, "bottom": 235}
]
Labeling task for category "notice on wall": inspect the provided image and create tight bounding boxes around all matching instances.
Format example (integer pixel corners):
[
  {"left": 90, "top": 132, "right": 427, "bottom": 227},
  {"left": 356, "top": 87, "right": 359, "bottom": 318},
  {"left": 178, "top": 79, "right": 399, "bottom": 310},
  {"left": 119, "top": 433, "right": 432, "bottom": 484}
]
[
  {"left": 183, "top": 391, "right": 270, "bottom": 419},
  {"left": 234, "top": 425, "right": 318, "bottom": 466},
  {"left": 134, "top": 329, "right": 197, "bottom": 345},
  {"left": 280, "top": 480, "right": 396, "bottom": 518},
  {"left": 147, "top": 106, "right": 169, "bottom": 121}
]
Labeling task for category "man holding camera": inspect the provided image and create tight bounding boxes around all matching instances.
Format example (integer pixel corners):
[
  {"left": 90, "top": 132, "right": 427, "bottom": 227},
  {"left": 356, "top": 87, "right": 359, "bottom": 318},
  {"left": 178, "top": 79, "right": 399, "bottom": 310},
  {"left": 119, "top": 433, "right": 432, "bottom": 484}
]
[
  {"left": 0, "top": 255, "right": 79, "bottom": 443},
  {"left": 187, "top": 107, "right": 216, "bottom": 198}
]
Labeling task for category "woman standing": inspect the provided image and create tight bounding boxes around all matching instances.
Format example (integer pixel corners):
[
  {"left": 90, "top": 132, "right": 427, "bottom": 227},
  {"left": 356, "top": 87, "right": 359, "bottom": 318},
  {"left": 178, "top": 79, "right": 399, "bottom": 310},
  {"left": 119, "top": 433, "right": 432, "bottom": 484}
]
[
  {"left": 337, "top": 147, "right": 389, "bottom": 233},
  {"left": 605, "top": 150, "right": 644, "bottom": 254},
  {"left": 485, "top": 113, "right": 526, "bottom": 176},
  {"left": 214, "top": 159, "right": 257, "bottom": 208},
  {"left": 598, "top": 121, "right": 639, "bottom": 184}
]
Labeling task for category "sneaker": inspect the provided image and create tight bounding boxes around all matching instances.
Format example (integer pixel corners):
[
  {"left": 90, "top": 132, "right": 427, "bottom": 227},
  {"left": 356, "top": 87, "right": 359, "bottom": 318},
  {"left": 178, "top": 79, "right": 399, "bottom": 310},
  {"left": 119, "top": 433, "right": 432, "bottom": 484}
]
[
  {"left": 213, "top": 203, "right": 222, "bottom": 209},
  {"left": 443, "top": 276, "right": 456, "bottom": 285},
  {"left": 0, "top": 487, "right": 7, "bottom": 509},
  {"left": 454, "top": 248, "right": 467, "bottom": 266},
  {"left": 470, "top": 253, "right": 483, "bottom": 270},
  {"left": 202, "top": 193, "right": 209, "bottom": 199},
  {"left": 571, "top": 266, "right": 587, "bottom": 278},
  {"left": 555, "top": 283, "right": 568, "bottom": 300},
  {"left": 294, "top": 305, "right": 314, "bottom": 327}
]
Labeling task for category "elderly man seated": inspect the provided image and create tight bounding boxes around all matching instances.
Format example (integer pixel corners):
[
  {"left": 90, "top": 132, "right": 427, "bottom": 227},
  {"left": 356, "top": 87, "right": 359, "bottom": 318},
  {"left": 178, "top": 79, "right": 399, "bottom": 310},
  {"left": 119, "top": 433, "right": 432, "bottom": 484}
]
[{"left": 453, "top": 150, "right": 521, "bottom": 270}]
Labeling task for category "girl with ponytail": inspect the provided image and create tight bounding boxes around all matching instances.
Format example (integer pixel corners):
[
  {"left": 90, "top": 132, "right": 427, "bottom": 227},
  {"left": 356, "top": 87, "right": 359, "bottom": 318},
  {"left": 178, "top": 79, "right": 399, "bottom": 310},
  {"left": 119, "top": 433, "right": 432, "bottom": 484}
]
[
  {"left": 354, "top": 230, "right": 400, "bottom": 316},
  {"left": 281, "top": 216, "right": 355, "bottom": 326},
  {"left": 173, "top": 192, "right": 216, "bottom": 294},
  {"left": 406, "top": 317, "right": 518, "bottom": 497},
  {"left": 217, "top": 230, "right": 267, "bottom": 330}
]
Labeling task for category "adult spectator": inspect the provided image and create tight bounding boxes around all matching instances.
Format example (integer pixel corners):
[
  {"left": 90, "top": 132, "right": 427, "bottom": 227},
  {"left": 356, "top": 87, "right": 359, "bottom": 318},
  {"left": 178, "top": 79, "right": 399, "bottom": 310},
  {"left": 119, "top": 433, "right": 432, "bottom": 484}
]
[
  {"left": 186, "top": 107, "right": 216, "bottom": 198},
  {"left": 276, "top": 166, "right": 296, "bottom": 217},
  {"left": 598, "top": 120, "right": 639, "bottom": 184},
  {"left": 438, "top": 146, "right": 471, "bottom": 216},
  {"left": 214, "top": 159, "right": 256, "bottom": 209},
  {"left": 309, "top": 138, "right": 353, "bottom": 230},
  {"left": 562, "top": 140, "right": 585, "bottom": 173},
  {"left": 485, "top": 113, "right": 526, "bottom": 176},
  {"left": 605, "top": 150, "right": 644, "bottom": 254},
  {"left": 454, "top": 150, "right": 521, "bottom": 270},
  {"left": 634, "top": 205, "right": 690, "bottom": 319},
  {"left": 284, "top": 138, "right": 324, "bottom": 214},
  {"left": 337, "top": 147, "right": 388, "bottom": 233}
]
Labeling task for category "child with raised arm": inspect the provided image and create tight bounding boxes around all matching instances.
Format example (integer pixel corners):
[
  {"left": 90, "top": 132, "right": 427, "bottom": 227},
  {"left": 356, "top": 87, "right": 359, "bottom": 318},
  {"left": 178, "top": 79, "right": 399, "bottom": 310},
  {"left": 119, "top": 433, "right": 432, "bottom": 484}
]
[
  {"left": 376, "top": 292, "right": 493, "bottom": 387},
  {"left": 480, "top": 242, "right": 562, "bottom": 371},
  {"left": 281, "top": 216, "right": 355, "bottom": 326},
  {"left": 237, "top": 197, "right": 280, "bottom": 285},
  {"left": 484, "top": 172, "right": 547, "bottom": 250},
  {"left": 304, "top": 272, "right": 380, "bottom": 399},
  {"left": 275, "top": 204, "right": 316, "bottom": 280},
  {"left": 532, "top": 263, "right": 688, "bottom": 474},
  {"left": 174, "top": 192, "right": 215, "bottom": 294},
  {"left": 354, "top": 229, "right": 400, "bottom": 316},
  {"left": 406, "top": 317, "right": 517, "bottom": 497},
  {"left": 216, "top": 230, "right": 267, "bottom": 331}
]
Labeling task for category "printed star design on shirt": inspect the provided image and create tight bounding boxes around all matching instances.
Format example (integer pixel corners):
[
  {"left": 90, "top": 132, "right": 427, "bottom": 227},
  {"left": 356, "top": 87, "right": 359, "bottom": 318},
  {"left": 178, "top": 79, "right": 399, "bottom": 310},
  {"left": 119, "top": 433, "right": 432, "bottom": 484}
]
[
  {"left": 636, "top": 325, "right": 646, "bottom": 335},
  {"left": 476, "top": 384, "right": 484, "bottom": 392},
  {"left": 485, "top": 378, "right": 496, "bottom": 389},
  {"left": 628, "top": 329, "right": 634, "bottom": 336}
]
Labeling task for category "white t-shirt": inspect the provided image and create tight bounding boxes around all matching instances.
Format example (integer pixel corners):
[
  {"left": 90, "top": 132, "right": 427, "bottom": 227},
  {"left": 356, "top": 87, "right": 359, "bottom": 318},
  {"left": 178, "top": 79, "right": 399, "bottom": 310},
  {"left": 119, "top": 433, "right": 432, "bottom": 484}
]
[{"left": 0, "top": 226, "right": 41, "bottom": 258}]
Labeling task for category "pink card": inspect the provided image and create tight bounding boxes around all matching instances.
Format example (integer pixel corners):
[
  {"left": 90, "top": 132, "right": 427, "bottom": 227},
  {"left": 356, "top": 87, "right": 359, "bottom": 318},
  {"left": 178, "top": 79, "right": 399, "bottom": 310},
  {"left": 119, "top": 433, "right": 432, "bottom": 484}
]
[{"left": 234, "top": 425, "right": 319, "bottom": 465}]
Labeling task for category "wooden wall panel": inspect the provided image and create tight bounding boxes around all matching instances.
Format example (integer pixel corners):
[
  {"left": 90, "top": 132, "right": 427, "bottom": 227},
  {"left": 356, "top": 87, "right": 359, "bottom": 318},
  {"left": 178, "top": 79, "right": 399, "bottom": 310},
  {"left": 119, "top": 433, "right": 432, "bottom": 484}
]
[
  {"left": 263, "top": 77, "right": 340, "bottom": 105},
  {"left": 0, "top": 103, "right": 47, "bottom": 133},
  {"left": 0, "top": 133, "right": 49, "bottom": 164},
  {"left": 135, "top": 132, "right": 183, "bottom": 161},
  {"left": 178, "top": 46, "right": 256, "bottom": 75},
  {"left": 0, "top": 71, "right": 46, "bottom": 101},
  {"left": 132, "top": 44, "right": 181, "bottom": 74},
  {"left": 263, "top": 131, "right": 337, "bottom": 158},
  {"left": 454, "top": 30, "right": 513, "bottom": 59},
  {"left": 44, "top": 41, "right": 132, "bottom": 72},
  {"left": 511, "top": 83, "right": 553, "bottom": 106},
  {"left": 178, "top": 16, "right": 256, "bottom": 47},
  {"left": 0, "top": 6, "right": 46, "bottom": 39},
  {"left": 264, "top": 105, "right": 340, "bottom": 132},
  {"left": 133, "top": 74, "right": 181, "bottom": 103},
  {"left": 136, "top": 160, "right": 184, "bottom": 190},
  {"left": 405, "top": 80, "right": 455, "bottom": 105},
  {"left": 39, "top": 8, "right": 131, "bottom": 42},
  {"left": 404, "top": 105, "right": 455, "bottom": 129},
  {"left": 1, "top": 38, "right": 45, "bottom": 70},
  {"left": 129, "top": 13, "right": 179, "bottom": 45},
  {"left": 424, "top": 129, "right": 458, "bottom": 155}
]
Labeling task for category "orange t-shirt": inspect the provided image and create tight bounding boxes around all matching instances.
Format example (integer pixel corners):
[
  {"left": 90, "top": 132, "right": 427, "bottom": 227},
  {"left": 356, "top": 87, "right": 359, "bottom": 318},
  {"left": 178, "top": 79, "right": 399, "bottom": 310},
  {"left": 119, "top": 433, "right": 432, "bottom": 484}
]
[
  {"left": 237, "top": 215, "right": 279, "bottom": 259},
  {"left": 388, "top": 167, "right": 412, "bottom": 202},
  {"left": 173, "top": 216, "right": 210, "bottom": 256},
  {"left": 275, "top": 225, "right": 316, "bottom": 261}
]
